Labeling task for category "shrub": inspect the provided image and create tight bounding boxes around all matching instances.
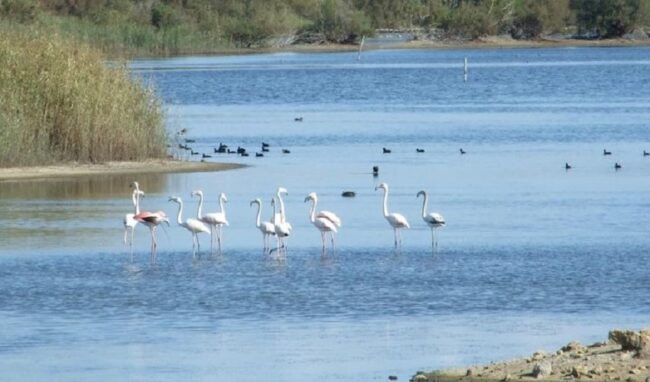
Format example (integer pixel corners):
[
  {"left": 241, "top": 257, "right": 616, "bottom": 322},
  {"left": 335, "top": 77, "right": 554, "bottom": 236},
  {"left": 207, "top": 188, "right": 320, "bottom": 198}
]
[{"left": 0, "top": 30, "right": 167, "bottom": 166}]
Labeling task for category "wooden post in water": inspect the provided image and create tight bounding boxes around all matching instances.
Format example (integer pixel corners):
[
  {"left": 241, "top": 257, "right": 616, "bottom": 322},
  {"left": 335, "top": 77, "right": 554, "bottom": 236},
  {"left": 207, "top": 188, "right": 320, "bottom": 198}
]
[
  {"left": 357, "top": 35, "right": 365, "bottom": 61},
  {"left": 463, "top": 57, "right": 468, "bottom": 82}
]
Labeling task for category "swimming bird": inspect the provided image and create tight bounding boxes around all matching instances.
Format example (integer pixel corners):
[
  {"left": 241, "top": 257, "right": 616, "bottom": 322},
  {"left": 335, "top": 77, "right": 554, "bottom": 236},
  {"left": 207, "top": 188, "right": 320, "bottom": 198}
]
[
  {"left": 282, "top": 149, "right": 291, "bottom": 154},
  {"left": 615, "top": 162, "right": 622, "bottom": 170},
  {"left": 375, "top": 182, "right": 410, "bottom": 248},
  {"left": 271, "top": 197, "right": 291, "bottom": 255},
  {"left": 241, "top": 152, "right": 249, "bottom": 157},
  {"left": 416, "top": 148, "right": 425, "bottom": 153},
  {"left": 262, "top": 147, "right": 269, "bottom": 153},
  {"left": 255, "top": 152, "right": 264, "bottom": 157},
  {"left": 372, "top": 166, "right": 379, "bottom": 177},
  {"left": 417, "top": 190, "right": 446, "bottom": 251},
  {"left": 169, "top": 196, "right": 210, "bottom": 258},
  {"left": 382, "top": 147, "right": 391, "bottom": 154},
  {"left": 133, "top": 209, "right": 169, "bottom": 263},
  {"left": 262, "top": 142, "right": 270, "bottom": 148},
  {"left": 603, "top": 149, "right": 612, "bottom": 156},
  {"left": 341, "top": 191, "right": 356, "bottom": 197},
  {"left": 459, "top": 148, "right": 466, "bottom": 155},
  {"left": 565, "top": 162, "right": 572, "bottom": 170},
  {"left": 304, "top": 192, "right": 341, "bottom": 252},
  {"left": 294, "top": 117, "right": 303, "bottom": 122},
  {"left": 202, "top": 153, "right": 212, "bottom": 159},
  {"left": 192, "top": 190, "right": 229, "bottom": 254},
  {"left": 250, "top": 198, "right": 276, "bottom": 252},
  {"left": 644, "top": 150, "right": 649, "bottom": 157},
  {"left": 123, "top": 183, "right": 145, "bottom": 262}
]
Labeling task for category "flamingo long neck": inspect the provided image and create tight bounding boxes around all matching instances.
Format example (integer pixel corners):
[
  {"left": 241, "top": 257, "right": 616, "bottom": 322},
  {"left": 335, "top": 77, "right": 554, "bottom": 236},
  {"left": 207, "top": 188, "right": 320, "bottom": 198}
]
[
  {"left": 175, "top": 201, "right": 184, "bottom": 225},
  {"left": 196, "top": 193, "right": 204, "bottom": 219},
  {"left": 254, "top": 202, "right": 262, "bottom": 228},
  {"left": 308, "top": 199, "right": 316, "bottom": 223},
  {"left": 271, "top": 200, "right": 277, "bottom": 223},
  {"left": 219, "top": 195, "right": 226, "bottom": 217},
  {"left": 420, "top": 193, "right": 428, "bottom": 219},
  {"left": 382, "top": 188, "right": 389, "bottom": 217},
  {"left": 131, "top": 190, "right": 139, "bottom": 214},
  {"left": 277, "top": 192, "right": 286, "bottom": 222}
]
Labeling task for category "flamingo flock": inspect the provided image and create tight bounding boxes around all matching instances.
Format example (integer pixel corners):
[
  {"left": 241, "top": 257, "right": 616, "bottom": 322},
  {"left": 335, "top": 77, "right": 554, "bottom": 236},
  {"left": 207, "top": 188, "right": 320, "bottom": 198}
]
[{"left": 125, "top": 182, "right": 445, "bottom": 262}]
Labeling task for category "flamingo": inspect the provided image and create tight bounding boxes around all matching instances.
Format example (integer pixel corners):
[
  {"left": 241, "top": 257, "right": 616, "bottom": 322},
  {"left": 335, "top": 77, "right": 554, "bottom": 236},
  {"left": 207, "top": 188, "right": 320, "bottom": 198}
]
[
  {"left": 274, "top": 187, "right": 292, "bottom": 228},
  {"left": 250, "top": 198, "right": 276, "bottom": 251},
  {"left": 304, "top": 192, "right": 341, "bottom": 251},
  {"left": 375, "top": 182, "right": 410, "bottom": 248},
  {"left": 134, "top": 208, "right": 169, "bottom": 263},
  {"left": 271, "top": 197, "right": 291, "bottom": 254},
  {"left": 417, "top": 190, "right": 446, "bottom": 251},
  {"left": 191, "top": 190, "right": 229, "bottom": 254},
  {"left": 123, "top": 186, "right": 145, "bottom": 262},
  {"left": 168, "top": 196, "right": 210, "bottom": 258}
]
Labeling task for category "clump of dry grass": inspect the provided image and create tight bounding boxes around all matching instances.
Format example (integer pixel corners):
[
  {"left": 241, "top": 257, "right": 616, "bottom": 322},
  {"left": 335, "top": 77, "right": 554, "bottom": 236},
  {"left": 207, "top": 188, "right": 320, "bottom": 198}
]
[{"left": 0, "top": 30, "right": 167, "bottom": 166}]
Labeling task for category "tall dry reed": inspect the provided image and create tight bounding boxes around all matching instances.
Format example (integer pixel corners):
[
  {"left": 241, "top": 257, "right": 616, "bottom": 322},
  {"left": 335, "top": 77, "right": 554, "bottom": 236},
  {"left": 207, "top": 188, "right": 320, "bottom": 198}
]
[{"left": 0, "top": 30, "right": 167, "bottom": 167}]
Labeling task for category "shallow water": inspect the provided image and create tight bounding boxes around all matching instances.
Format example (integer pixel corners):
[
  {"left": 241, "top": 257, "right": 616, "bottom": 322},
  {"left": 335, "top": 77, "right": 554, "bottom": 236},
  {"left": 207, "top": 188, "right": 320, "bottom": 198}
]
[{"left": 2, "top": 47, "right": 650, "bottom": 381}]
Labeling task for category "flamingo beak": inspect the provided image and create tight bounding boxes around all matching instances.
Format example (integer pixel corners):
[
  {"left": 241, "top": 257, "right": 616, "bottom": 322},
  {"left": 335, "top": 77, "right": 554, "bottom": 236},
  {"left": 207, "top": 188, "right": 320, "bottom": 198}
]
[{"left": 304, "top": 197, "right": 309, "bottom": 203}]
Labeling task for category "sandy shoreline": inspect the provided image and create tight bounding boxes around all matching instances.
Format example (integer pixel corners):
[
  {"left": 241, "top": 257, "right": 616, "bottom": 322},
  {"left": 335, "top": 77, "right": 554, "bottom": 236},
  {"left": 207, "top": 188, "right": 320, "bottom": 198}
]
[
  {"left": 413, "top": 329, "right": 650, "bottom": 382},
  {"left": 0, "top": 160, "right": 244, "bottom": 181}
]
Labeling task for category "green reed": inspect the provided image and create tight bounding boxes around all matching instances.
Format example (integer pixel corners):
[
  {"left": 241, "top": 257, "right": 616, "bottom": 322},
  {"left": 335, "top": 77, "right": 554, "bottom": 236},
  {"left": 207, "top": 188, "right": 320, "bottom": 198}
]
[{"left": 0, "top": 30, "right": 167, "bottom": 167}]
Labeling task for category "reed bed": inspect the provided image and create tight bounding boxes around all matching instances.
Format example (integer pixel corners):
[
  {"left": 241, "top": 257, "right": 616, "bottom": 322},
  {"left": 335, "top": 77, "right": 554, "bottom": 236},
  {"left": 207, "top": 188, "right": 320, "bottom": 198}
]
[{"left": 0, "top": 30, "right": 167, "bottom": 167}]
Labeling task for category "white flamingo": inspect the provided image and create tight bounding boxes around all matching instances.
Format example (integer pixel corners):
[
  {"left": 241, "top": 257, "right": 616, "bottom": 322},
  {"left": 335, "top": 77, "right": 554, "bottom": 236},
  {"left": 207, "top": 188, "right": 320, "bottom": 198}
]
[
  {"left": 271, "top": 197, "right": 291, "bottom": 254},
  {"left": 417, "top": 190, "right": 446, "bottom": 251},
  {"left": 275, "top": 187, "right": 293, "bottom": 230},
  {"left": 250, "top": 198, "right": 276, "bottom": 251},
  {"left": 304, "top": 192, "right": 340, "bottom": 251},
  {"left": 192, "top": 190, "right": 229, "bottom": 254},
  {"left": 375, "top": 182, "right": 410, "bottom": 248},
  {"left": 123, "top": 184, "right": 145, "bottom": 262},
  {"left": 134, "top": 208, "right": 169, "bottom": 263},
  {"left": 168, "top": 196, "right": 210, "bottom": 258}
]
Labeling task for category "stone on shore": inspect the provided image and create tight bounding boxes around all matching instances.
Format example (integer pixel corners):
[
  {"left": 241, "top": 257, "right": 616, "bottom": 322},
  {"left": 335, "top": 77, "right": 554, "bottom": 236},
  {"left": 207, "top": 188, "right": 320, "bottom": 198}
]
[{"left": 609, "top": 329, "right": 650, "bottom": 358}]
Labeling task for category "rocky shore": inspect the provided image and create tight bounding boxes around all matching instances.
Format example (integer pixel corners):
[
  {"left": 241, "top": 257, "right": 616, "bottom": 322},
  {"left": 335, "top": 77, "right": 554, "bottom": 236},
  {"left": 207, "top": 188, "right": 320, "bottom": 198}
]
[{"left": 413, "top": 329, "right": 650, "bottom": 382}]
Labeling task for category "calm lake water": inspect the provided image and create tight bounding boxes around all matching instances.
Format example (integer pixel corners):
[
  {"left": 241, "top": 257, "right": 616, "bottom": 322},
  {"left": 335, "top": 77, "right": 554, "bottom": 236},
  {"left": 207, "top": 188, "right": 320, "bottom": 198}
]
[{"left": 1, "top": 47, "right": 650, "bottom": 381}]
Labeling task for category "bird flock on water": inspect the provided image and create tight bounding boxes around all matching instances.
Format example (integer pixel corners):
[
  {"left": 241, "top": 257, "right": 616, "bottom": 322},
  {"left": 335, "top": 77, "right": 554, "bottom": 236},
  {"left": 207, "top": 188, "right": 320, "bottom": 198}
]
[{"left": 123, "top": 181, "right": 445, "bottom": 262}]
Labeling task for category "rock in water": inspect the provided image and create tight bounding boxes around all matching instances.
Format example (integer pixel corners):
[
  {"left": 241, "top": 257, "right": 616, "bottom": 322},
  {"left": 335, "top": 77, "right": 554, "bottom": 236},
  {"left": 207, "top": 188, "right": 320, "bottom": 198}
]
[{"left": 532, "top": 361, "right": 552, "bottom": 379}]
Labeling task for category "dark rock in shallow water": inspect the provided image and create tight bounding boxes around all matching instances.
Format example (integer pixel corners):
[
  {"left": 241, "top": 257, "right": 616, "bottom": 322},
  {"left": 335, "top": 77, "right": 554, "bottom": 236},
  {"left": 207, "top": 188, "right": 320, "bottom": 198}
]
[{"left": 341, "top": 191, "right": 356, "bottom": 197}]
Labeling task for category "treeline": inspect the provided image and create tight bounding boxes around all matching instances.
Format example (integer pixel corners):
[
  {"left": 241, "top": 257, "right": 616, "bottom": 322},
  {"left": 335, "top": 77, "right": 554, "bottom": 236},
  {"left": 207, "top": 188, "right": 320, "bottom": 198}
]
[{"left": 1, "top": 0, "right": 650, "bottom": 54}]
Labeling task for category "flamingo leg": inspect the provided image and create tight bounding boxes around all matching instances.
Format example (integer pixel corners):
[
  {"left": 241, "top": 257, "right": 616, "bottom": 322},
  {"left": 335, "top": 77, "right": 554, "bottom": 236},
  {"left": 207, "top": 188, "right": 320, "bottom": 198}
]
[
  {"left": 331, "top": 233, "right": 335, "bottom": 250},
  {"left": 321, "top": 232, "right": 326, "bottom": 252},
  {"left": 209, "top": 226, "right": 214, "bottom": 255},
  {"left": 393, "top": 228, "right": 398, "bottom": 247},
  {"left": 124, "top": 228, "right": 128, "bottom": 245},
  {"left": 217, "top": 225, "right": 223, "bottom": 254}
]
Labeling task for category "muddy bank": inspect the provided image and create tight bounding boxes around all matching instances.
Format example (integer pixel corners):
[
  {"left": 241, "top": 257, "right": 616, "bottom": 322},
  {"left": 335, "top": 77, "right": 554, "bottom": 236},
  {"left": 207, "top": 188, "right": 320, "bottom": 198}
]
[
  {"left": 0, "top": 160, "right": 244, "bottom": 181},
  {"left": 414, "top": 329, "right": 650, "bottom": 382}
]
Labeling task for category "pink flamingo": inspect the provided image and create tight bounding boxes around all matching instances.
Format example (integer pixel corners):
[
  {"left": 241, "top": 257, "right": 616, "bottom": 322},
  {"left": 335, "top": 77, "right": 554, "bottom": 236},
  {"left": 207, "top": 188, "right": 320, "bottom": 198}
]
[
  {"left": 304, "top": 192, "right": 341, "bottom": 252},
  {"left": 134, "top": 206, "right": 169, "bottom": 263}
]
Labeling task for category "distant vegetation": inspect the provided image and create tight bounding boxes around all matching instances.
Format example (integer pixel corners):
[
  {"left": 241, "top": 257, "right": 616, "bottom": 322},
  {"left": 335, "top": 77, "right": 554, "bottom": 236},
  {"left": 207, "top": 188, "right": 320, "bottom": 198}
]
[
  {"left": 0, "top": 31, "right": 166, "bottom": 166},
  {"left": 1, "top": 0, "right": 650, "bottom": 56}
]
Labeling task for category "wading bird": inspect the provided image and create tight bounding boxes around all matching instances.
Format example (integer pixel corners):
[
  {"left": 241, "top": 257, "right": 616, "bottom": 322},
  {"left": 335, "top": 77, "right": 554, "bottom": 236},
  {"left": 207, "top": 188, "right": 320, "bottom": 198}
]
[
  {"left": 375, "top": 182, "right": 410, "bottom": 248},
  {"left": 250, "top": 198, "right": 276, "bottom": 252},
  {"left": 271, "top": 197, "right": 291, "bottom": 255},
  {"left": 134, "top": 208, "right": 169, "bottom": 263},
  {"left": 192, "top": 190, "right": 229, "bottom": 254},
  {"left": 123, "top": 184, "right": 145, "bottom": 262},
  {"left": 169, "top": 196, "right": 210, "bottom": 258},
  {"left": 417, "top": 190, "right": 446, "bottom": 251},
  {"left": 304, "top": 192, "right": 341, "bottom": 252}
]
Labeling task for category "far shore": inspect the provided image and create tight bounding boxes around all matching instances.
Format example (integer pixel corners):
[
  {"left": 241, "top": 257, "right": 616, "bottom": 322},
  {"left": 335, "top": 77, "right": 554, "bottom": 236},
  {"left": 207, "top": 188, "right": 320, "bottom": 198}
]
[
  {"left": 128, "top": 36, "right": 650, "bottom": 59},
  {"left": 0, "top": 159, "right": 244, "bottom": 181}
]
